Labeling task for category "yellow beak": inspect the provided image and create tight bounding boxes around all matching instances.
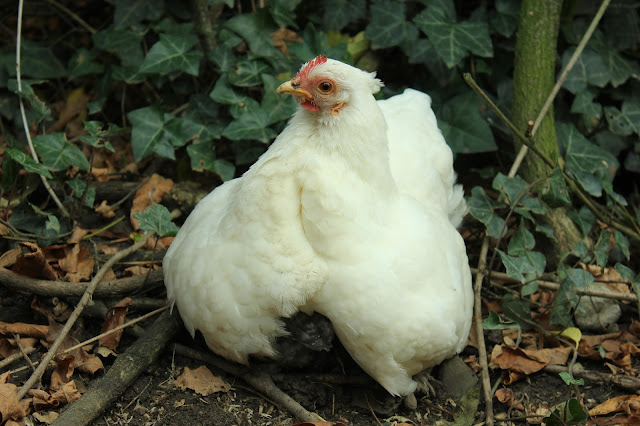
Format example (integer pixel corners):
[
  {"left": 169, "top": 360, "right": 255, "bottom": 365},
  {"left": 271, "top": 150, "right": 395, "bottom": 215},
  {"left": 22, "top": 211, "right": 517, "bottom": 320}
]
[{"left": 276, "top": 80, "right": 313, "bottom": 100}]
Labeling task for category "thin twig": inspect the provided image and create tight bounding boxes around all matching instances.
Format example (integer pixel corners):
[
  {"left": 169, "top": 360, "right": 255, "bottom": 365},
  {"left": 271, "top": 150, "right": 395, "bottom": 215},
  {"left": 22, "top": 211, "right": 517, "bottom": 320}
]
[
  {"left": 13, "top": 334, "right": 36, "bottom": 372},
  {"left": 17, "top": 233, "right": 154, "bottom": 399},
  {"left": 509, "top": 0, "right": 612, "bottom": 179},
  {"left": 63, "top": 305, "right": 169, "bottom": 354},
  {"left": 463, "top": 73, "right": 640, "bottom": 243},
  {"left": 473, "top": 237, "right": 493, "bottom": 426},
  {"left": 0, "top": 346, "right": 36, "bottom": 370},
  {"left": 471, "top": 268, "right": 638, "bottom": 303},
  {"left": 45, "top": 0, "right": 97, "bottom": 34},
  {"left": 16, "top": 0, "right": 70, "bottom": 218},
  {"left": 82, "top": 216, "right": 126, "bottom": 240},
  {"left": 532, "top": 0, "right": 611, "bottom": 137}
]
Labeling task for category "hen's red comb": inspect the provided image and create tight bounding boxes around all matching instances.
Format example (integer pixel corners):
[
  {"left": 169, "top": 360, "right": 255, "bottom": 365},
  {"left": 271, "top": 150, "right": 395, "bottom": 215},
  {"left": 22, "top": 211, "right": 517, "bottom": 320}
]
[{"left": 295, "top": 55, "right": 328, "bottom": 80}]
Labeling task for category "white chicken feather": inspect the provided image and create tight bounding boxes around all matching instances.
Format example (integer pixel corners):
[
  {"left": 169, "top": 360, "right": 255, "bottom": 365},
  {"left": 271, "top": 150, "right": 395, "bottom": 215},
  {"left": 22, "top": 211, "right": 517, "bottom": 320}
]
[{"left": 163, "top": 56, "right": 473, "bottom": 396}]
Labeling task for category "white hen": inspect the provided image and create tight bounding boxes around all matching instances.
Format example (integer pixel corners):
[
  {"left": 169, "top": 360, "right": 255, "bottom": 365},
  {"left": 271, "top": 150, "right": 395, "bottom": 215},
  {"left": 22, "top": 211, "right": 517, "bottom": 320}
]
[{"left": 163, "top": 56, "right": 472, "bottom": 397}]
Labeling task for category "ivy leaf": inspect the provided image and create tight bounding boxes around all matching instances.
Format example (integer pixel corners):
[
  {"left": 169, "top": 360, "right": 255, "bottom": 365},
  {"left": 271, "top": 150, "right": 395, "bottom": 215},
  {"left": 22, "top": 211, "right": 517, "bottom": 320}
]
[
  {"left": 186, "top": 141, "right": 235, "bottom": 181},
  {"left": 128, "top": 106, "right": 167, "bottom": 162},
  {"left": 540, "top": 168, "right": 571, "bottom": 208},
  {"left": 570, "top": 89, "right": 602, "bottom": 120},
  {"left": 365, "top": 0, "right": 418, "bottom": 49},
  {"left": 507, "top": 220, "right": 535, "bottom": 256},
  {"left": 437, "top": 92, "right": 497, "bottom": 153},
  {"left": 561, "top": 48, "right": 610, "bottom": 94},
  {"left": 139, "top": 32, "right": 203, "bottom": 76},
  {"left": 323, "top": 0, "right": 367, "bottom": 31},
  {"left": 224, "top": 10, "right": 281, "bottom": 59},
  {"left": 210, "top": 74, "right": 252, "bottom": 107},
  {"left": 68, "top": 48, "right": 104, "bottom": 79},
  {"left": 222, "top": 107, "right": 276, "bottom": 143},
  {"left": 269, "top": 0, "right": 302, "bottom": 28},
  {"left": 19, "top": 40, "right": 67, "bottom": 79},
  {"left": 490, "top": 0, "right": 519, "bottom": 37},
  {"left": 261, "top": 73, "right": 297, "bottom": 125},
  {"left": 414, "top": 1, "right": 493, "bottom": 68},
  {"left": 612, "top": 229, "right": 630, "bottom": 261},
  {"left": 551, "top": 267, "right": 595, "bottom": 326},
  {"left": 497, "top": 249, "right": 546, "bottom": 284},
  {"left": 502, "top": 294, "right": 533, "bottom": 330},
  {"left": 604, "top": 101, "right": 640, "bottom": 137},
  {"left": 32, "top": 133, "right": 90, "bottom": 171},
  {"left": 228, "top": 60, "right": 271, "bottom": 87},
  {"left": 557, "top": 122, "right": 618, "bottom": 198},
  {"left": 596, "top": 46, "right": 640, "bottom": 87},
  {"left": 208, "top": 45, "right": 236, "bottom": 73},
  {"left": 594, "top": 229, "right": 611, "bottom": 268},
  {"left": 3, "top": 147, "right": 52, "bottom": 178},
  {"left": 544, "top": 399, "right": 587, "bottom": 426},
  {"left": 181, "top": 111, "right": 224, "bottom": 144},
  {"left": 66, "top": 178, "right": 96, "bottom": 207},
  {"left": 467, "top": 186, "right": 505, "bottom": 238},
  {"left": 482, "top": 310, "right": 520, "bottom": 330},
  {"left": 113, "top": 0, "right": 164, "bottom": 29},
  {"left": 133, "top": 204, "right": 179, "bottom": 237},
  {"left": 616, "top": 263, "right": 640, "bottom": 313},
  {"left": 93, "top": 28, "right": 144, "bottom": 68},
  {"left": 568, "top": 206, "right": 596, "bottom": 236},
  {"left": 7, "top": 79, "right": 52, "bottom": 123}
]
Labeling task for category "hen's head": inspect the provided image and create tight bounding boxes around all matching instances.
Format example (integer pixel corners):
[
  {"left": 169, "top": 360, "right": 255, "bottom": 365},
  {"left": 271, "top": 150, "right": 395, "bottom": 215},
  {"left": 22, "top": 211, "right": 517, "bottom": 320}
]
[{"left": 277, "top": 56, "right": 383, "bottom": 116}]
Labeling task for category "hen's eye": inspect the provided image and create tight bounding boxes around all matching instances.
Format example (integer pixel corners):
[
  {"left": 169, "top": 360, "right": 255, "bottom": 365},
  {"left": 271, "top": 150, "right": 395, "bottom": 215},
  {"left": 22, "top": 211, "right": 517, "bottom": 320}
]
[{"left": 318, "top": 81, "right": 333, "bottom": 93}]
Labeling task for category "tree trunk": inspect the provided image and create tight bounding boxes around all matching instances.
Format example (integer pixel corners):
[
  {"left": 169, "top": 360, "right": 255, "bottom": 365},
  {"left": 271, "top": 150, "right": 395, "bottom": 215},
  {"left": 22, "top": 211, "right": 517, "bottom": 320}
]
[{"left": 512, "top": 0, "right": 583, "bottom": 257}]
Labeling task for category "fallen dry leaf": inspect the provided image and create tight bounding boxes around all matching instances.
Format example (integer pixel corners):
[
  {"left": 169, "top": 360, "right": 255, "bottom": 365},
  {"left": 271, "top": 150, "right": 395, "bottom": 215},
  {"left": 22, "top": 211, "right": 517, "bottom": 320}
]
[
  {"left": 68, "top": 227, "right": 88, "bottom": 244},
  {"left": 12, "top": 242, "right": 57, "bottom": 280},
  {"left": 526, "top": 405, "right": 550, "bottom": 424},
  {"left": 95, "top": 200, "right": 117, "bottom": 219},
  {"left": 130, "top": 174, "right": 174, "bottom": 229},
  {"left": 45, "top": 318, "right": 104, "bottom": 375},
  {"left": 99, "top": 297, "right": 132, "bottom": 350},
  {"left": 270, "top": 27, "right": 302, "bottom": 57},
  {"left": 0, "top": 248, "right": 20, "bottom": 268},
  {"left": 58, "top": 243, "right": 95, "bottom": 282},
  {"left": 175, "top": 366, "right": 230, "bottom": 396},
  {"left": 32, "top": 410, "right": 59, "bottom": 424},
  {"left": 0, "top": 322, "right": 49, "bottom": 339},
  {"left": 589, "top": 395, "right": 640, "bottom": 417},
  {"left": 0, "top": 374, "right": 25, "bottom": 423},
  {"left": 293, "top": 422, "right": 348, "bottom": 426},
  {"left": 495, "top": 388, "right": 525, "bottom": 410},
  {"left": 50, "top": 355, "right": 75, "bottom": 391},
  {"left": 51, "top": 87, "right": 89, "bottom": 133},
  {"left": 494, "top": 346, "right": 547, "bottom": 375}
]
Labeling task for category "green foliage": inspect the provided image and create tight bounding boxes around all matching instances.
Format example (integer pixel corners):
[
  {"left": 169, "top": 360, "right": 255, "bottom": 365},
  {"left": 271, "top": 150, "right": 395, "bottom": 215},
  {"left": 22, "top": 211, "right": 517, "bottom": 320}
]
[
  {"left": 133, "top": 204, "right": 179, "bottom": 237},
  {"left": 2, "top": 0, "right": 639, "bottom": 349},
  {"left": 544, "top": 398, "right": 587, "bottom": 425}
]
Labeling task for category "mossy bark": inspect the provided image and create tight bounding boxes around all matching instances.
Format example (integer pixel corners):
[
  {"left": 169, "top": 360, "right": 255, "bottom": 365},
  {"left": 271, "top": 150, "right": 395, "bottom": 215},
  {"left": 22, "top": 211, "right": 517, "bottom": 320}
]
[{"left": 512, "top": 0, "right": 583, "bottom": 258}]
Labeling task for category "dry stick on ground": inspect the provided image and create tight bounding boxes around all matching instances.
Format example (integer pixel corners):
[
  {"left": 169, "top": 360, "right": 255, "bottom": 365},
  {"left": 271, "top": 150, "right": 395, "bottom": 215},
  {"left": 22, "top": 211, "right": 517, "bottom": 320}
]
[
  {"left": 0, "top": 347, "right": 35, "bottom": 370},
  {"left": 509, "top": 0, "right": 611, "bottom": 177},
  {"left": 5, "top": 306, "right": 166, "bottom": 375},
  {"left": 473, "top": 238, "right": 493, "bottom": 426},
  {"left": 15, "top": 0, "right": 70, "bottom": 219},
  {"left": 471, "top": 268, "right": 639, "bottom": 303},
  {"left": 464, "top": 73, "right": 640, "bottom": 243},
  {"left": 50, "top": 310, "right": 182, "bottom": 426},
  {"left": 173, "top": 343, "right": 325, "bottom": 422},
  {"left": 543, "top": 365, "right": 640, "bottom": 391},
  {"left": 16, "top": 233, "right": 153, "bottom": 399},
  {"left": 0, "top": 267, "right": 163, "bottom": 297}
]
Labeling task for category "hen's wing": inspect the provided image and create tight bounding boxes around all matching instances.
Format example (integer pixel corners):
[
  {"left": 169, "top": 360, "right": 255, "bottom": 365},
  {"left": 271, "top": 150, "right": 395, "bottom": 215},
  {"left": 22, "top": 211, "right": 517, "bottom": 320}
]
[
  {"left": 163, "top": 157, "right": 328, "bottom": 364},
  {"left": 378, "top": 89, "right": 466, "bottom": 227}
]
